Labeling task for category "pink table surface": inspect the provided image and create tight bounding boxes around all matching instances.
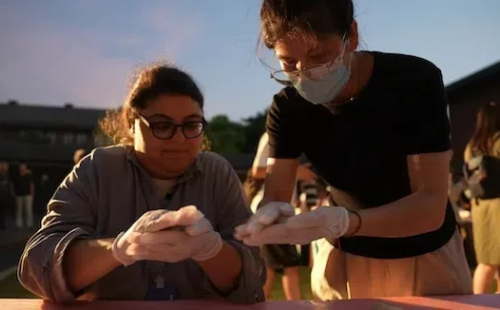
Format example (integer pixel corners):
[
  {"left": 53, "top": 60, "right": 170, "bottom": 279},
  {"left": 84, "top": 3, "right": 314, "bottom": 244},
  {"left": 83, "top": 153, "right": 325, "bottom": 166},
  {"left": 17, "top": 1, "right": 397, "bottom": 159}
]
[{"left": 1, "top": 295, "right": 499, "bottom": 310}]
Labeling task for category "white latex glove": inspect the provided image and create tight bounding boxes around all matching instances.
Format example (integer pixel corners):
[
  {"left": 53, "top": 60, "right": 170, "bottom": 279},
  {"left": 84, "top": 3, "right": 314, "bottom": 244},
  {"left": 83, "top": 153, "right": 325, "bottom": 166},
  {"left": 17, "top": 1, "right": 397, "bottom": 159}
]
[
  {"left": 234, "top": 201, "right": 296, "bottom": 240},
  {"left": 112, "top": 205, "right": 222, "bottom": 266},
  {"left": 238, "top": 206, "right": 351, "bottom": 246},
  {"left": 133, "top": 215, "right": 223, "bottom": 262}
]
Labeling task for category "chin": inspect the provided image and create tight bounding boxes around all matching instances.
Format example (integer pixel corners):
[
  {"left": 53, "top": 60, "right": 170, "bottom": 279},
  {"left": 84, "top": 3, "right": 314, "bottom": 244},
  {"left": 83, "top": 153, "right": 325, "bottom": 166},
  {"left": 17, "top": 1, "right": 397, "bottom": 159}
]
[{"left": 162, "top": 160, "right": 194, "bottom": 176}]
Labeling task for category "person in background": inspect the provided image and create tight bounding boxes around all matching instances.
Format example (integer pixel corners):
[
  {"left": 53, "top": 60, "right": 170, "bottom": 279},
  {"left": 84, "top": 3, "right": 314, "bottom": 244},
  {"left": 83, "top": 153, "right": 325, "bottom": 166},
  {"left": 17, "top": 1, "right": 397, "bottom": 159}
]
[
  {"left": 250, "top": 132, "right": 315, "bottom": 300},
  {"left": 236, "top": 0, "right": 471, "bottom": 299},
  {"left": 73, "top": 149, "right": 88, "bottom": 165},
  {"left": 35, "top": 174, "right": 53, "bottom": 216},
  {"left": 0, "top": 161, "right": 14, "bottom": 230},
  {"left": 18, "top": 63, "right": 265, "bottom": 304},
  {"left": 13, "top": 163, "right": 34, "bottom": 229},
  {"left": 296, "top": 178, "right": 319, "bottom": 266},
  {"left": 464, "top": 101, "right": 500, "bottom": 294}
]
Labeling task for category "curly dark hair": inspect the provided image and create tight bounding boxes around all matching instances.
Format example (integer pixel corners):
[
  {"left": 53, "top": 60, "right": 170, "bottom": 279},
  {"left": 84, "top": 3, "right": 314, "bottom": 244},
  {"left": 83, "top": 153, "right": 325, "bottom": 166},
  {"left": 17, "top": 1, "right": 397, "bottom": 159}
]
[{"left": 99, "top": 62, "right": 210, "bottom": 149}]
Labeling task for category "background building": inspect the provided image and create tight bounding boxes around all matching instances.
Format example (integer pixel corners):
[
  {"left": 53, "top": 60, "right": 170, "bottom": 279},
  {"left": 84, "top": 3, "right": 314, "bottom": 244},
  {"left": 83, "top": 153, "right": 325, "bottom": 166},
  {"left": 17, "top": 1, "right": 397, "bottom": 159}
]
[{"left": 448, "top": 60, "right": 500, "bottom": 176}]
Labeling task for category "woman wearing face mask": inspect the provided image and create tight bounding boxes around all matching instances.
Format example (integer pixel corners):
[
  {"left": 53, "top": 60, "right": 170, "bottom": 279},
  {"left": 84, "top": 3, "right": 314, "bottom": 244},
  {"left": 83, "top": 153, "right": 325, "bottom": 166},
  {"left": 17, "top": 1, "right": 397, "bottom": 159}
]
[
  {"left": 236, "top": 0, "right": 472, "bottom": 299},
  {"left": 18, "top": 63, "right": 265, "bottom": 304}
]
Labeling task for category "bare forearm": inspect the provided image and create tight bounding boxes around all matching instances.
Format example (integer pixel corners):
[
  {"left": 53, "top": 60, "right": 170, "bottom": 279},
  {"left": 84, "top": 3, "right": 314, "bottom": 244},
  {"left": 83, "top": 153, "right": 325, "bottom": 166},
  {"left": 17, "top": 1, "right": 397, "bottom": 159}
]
[
  {"left": 197, "top": 242, "right": 242, "bottom": 292},
  {"left": 63, "top": 238, "right": 121, "bottom": 292},
  {"left": 251, "top": 166, "right": 267, "bottom": 180},
  {"left": 351, "top": 192, "right": 447, "bottom": 238}
]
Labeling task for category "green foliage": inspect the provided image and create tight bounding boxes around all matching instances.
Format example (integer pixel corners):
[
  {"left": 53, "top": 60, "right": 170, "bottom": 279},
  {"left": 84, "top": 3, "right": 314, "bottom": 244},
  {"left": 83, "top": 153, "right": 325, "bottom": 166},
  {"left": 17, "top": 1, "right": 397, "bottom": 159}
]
[{"left": 206, "top": 109, "right": 268, "bottom": 155}]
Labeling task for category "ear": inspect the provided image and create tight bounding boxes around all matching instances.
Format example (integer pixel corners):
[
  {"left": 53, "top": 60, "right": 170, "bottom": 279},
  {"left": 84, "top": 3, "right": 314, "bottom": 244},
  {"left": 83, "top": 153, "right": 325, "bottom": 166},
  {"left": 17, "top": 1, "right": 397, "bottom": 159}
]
[{"left": 346, "top": 21, "right": 359, "bottom": 52}]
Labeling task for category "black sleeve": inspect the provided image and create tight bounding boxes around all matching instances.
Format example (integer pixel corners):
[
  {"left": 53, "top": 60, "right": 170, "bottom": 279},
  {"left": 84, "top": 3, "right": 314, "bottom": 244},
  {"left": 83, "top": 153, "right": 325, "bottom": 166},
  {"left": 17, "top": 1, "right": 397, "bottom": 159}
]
[
  {"left": 265, "top": 90, "right": 303, "bottom": 159},
  {"left": 403, "top": 64, "right": 451, "bottom": 155}
]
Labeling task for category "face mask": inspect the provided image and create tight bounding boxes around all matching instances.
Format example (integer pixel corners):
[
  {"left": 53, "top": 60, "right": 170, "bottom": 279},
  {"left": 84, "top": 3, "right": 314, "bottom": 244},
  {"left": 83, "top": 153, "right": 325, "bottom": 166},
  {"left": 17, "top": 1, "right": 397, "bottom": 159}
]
[{"left": 287, "top": 43, "right": 351, "bottom": 105}]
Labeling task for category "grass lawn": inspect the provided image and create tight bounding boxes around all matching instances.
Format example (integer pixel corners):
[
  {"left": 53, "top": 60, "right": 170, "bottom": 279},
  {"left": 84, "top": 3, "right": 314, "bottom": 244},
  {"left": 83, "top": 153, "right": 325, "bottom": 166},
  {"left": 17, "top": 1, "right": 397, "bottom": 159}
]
[
  {"left": 0, "top": 266, "right": 313, "bottom": 300},
  {"left": 0, "top": 273, "right": 37, "bottom": 299},
  {"left": 267, "top": 266, "right": 313, "bottom": 300}
]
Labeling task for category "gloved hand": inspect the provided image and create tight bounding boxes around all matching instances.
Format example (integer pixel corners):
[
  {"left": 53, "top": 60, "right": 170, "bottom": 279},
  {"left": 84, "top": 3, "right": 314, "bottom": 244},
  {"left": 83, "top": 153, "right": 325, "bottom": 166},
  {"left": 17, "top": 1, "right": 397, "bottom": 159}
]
[
  {"left": 234, "top": 201, "right": 296, "bottom": 240},
  {"left": 235, "top": 204, "right": 351, "bottom": 246},
  {"left": 112, "top": 205, "right": 223, "bottom": 266}
]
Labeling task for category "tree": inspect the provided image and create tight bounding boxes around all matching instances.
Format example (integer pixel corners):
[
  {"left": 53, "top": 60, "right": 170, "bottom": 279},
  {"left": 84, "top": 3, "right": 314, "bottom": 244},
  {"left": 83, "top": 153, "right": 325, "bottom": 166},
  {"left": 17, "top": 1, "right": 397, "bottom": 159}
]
[
  {"left": 206, "top": 115, "right": 246, "bottom": 154},
  {"left": 240, "top": 109, "right": 268, "bottom": 153}
]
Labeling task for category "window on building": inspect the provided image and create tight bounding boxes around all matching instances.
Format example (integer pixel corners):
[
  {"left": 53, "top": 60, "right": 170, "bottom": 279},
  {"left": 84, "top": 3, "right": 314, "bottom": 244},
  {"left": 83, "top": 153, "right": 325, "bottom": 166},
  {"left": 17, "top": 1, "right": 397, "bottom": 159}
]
[
  {"left": 46, "top": 132, "right": 57, "bottom": 144},
  {"left": 63, "top": 133, "right": 74, "bottom": 144},
  {"left": 76, "top": 134, "right": 88, "bottom": 145}
]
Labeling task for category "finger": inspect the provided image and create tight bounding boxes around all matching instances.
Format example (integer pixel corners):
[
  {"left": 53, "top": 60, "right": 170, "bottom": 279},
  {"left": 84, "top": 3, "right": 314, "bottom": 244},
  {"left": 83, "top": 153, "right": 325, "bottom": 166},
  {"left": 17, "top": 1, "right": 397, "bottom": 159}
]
[
  {"left": 253, "top": 205, "right": 281, "bottom": 225},
  {"left": 141, "top": 211, "right": 178, "bottom": 232},
  {"left": 127, "top": 244, "right": 154, "bottom": 261},
  {"left": 278, "top": 204, "right": 296, "bottom": 217},
  {"left": 285, "top": 212, "right": 323, "bottom": 230},
  {"left": 134, "top": 210, "right": 170, "bottom": 232},
  {"left": 145, "top": 206, "right": 204, "bottom": 232},
  {"left": 247, "top": 203, "right": 294, "bottom": 234},
  {"left": 247, "top": 221, "right": 267, "bottom": 235},
  {"left": 174, "top": 205, "right": 205, "bottom": 226},
  {"left": 243, "top": 224, "right": 289, "bottom": 246},
  {"left": 185, "top": 218, "right": 213, "bottom": 236},
  {"left": 139, "top": 244, "right": 183, "bottom": 263},
  {"left": 233, "top": 225, "right": 251, "bottom": 240},
  {"left": 135, "top": 230, "right": 189, "bottom": 246}
]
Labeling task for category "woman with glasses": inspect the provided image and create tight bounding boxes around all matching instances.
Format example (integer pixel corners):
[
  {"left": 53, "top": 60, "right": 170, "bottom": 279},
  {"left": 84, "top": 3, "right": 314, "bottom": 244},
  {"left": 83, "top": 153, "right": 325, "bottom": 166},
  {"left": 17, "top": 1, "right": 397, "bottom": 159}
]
[
  {"left": 18, "top": 63, "right": 265, "bottom": 304},
  {"left": 236, "top": 0, "right": 471, "bottom": 299}
]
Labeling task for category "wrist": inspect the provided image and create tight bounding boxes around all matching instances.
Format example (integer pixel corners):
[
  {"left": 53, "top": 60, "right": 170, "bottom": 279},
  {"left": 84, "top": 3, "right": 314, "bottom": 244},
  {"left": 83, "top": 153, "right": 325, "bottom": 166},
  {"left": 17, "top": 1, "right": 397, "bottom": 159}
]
[
  {"left": 344, "top": 209, "right": 362, "bottom": 237},
  {"left": 194, "top": 233, "right": 224, "bottom": 262},
  {"left": 111, "top": 232, "right": 135, "bottom": 267}
]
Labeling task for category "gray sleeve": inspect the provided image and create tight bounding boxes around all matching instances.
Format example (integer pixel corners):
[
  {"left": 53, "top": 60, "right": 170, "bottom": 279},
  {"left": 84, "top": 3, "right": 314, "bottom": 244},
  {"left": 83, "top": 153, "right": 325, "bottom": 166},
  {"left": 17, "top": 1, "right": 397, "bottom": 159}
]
[
  {"left": 201, "top": 155, "right": 266, "bottom": 304},
  {"left": 17, "top": 156, "right": 98, "bottom": 303}
]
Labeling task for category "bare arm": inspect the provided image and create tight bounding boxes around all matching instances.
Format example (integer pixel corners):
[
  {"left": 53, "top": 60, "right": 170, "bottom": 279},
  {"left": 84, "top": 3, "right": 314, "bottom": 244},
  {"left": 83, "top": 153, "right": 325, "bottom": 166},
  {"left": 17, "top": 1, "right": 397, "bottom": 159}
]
[
  {"left": 251, "top": 166, "right": 267, "bottom": 180},
  {"left": 197, "top": 242, "right": 242, "bottom": 292},
  {"left": 347, "top": 66, "right": 454, "bottom": 238},
  {"left": 18, "top": 157, "right": 101, "bottom": 302},
  {"left": 348, "top": 151, "right": 452, "bottom": 238},
  {"left": 202, "top": 154, "right": 266, "bottom": 303},
  {"left": 63, "top": 238, "right": 121, "bottom": 292},
  {"left": 464, "top": 144, "right": 473, "bottom": 162},
  {"left": 260, "top": 158, "right": 299, "bottom": 206}
]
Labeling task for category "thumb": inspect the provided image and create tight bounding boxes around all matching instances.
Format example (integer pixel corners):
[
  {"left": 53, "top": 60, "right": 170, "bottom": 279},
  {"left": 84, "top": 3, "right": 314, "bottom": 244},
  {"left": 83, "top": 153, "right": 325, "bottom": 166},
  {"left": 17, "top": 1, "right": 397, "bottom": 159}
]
[
  {"left": 173, "top": 205, "right": 205, "bottom": 226},
  {"left": 285, "top": 212, "right": 323, "bottom": 230},
  {"left": 185, "top": 218, "right": 213, "bottom": 236}
]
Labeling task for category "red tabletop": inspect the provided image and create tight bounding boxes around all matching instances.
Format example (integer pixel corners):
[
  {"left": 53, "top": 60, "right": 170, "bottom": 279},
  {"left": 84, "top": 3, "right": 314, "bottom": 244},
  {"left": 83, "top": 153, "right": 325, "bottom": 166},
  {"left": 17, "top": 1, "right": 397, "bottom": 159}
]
[{"left": 0, "top": 295, "right": 499, "bottom": 309}]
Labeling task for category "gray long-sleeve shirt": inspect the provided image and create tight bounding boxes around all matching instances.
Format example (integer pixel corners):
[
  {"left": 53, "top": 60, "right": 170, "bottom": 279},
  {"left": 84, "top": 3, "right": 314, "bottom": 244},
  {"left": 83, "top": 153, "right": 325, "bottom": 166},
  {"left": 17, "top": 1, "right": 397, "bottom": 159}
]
[{"left": 18, "top": 146, "right": 265, "bottom": 304}]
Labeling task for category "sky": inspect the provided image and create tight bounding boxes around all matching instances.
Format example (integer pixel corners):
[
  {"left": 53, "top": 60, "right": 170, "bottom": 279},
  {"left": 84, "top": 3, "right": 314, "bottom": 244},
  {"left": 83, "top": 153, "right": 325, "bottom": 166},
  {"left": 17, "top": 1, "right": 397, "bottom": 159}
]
[{"left": 1, "top": 0, "right": 500, "bottom": 121}]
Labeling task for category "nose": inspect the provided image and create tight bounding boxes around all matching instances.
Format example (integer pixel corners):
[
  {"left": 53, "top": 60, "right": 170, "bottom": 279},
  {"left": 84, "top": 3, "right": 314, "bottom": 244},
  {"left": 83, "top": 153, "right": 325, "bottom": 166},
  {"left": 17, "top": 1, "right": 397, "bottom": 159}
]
[
  {"left": 170, "top": 127, "right": 186, "bottom": 143},
  {"left": 296, "top": 61, "right": 306, "bottom": 71}
]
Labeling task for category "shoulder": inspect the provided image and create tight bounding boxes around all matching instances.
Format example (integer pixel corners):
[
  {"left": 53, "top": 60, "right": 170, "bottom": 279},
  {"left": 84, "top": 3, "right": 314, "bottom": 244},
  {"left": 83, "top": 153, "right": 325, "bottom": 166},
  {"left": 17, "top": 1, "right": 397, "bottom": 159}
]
[
  {"left": 373, "top": 52, "right": 441, "bottom": 75},
  {"left": 271, "top": 86, "right": 309, "bottom": 113},
  {"left": 77, "top": 145, "right": 129, "bottom": 176},
  {"left": 371, "top": 51, "right": 443, "bottom": 86},
  {"left": 197, "top": 151, "right": 235, "bottom": 175}
]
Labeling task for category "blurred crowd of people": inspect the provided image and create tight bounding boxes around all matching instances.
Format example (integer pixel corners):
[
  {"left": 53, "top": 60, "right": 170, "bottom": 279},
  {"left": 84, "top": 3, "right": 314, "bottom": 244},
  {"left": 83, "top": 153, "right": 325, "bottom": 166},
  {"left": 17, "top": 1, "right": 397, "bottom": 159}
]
[{"left": 0, "top": 149, "right": 88, "bottom": 231}]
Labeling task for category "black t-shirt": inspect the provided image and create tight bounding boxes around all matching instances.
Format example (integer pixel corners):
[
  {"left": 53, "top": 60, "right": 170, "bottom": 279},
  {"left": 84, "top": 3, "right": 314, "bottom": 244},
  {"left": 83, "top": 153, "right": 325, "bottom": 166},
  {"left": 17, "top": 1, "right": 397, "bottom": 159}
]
[
  {"left": 0, "top": 173, "right": 11, "bottom": 197},
  {"left": 14, "top": 174, "right": 33, "bottom": 196},
  {"left": 266, "top": 51, "right": 456, "bottom": 259}
]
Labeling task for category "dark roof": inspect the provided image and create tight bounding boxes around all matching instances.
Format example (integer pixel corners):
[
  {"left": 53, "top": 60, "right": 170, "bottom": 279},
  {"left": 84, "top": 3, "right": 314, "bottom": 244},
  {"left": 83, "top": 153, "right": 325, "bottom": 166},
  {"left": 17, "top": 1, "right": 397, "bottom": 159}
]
[
  {"left": 0, "top": 102, "right": 107, "bottom": 130},
  {"left": 446, "top": 60, "right": 500, "bottom": 96},
  {"left": 0, "top": 141, "right": 80, "bottom": 163}
]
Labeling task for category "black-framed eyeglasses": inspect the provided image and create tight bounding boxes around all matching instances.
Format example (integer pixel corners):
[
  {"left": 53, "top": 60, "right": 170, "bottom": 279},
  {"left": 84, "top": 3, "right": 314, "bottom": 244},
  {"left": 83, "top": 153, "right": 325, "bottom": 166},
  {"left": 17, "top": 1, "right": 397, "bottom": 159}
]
[{"left": 138, "top": 114, "right": 207, "bottom": 140}]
